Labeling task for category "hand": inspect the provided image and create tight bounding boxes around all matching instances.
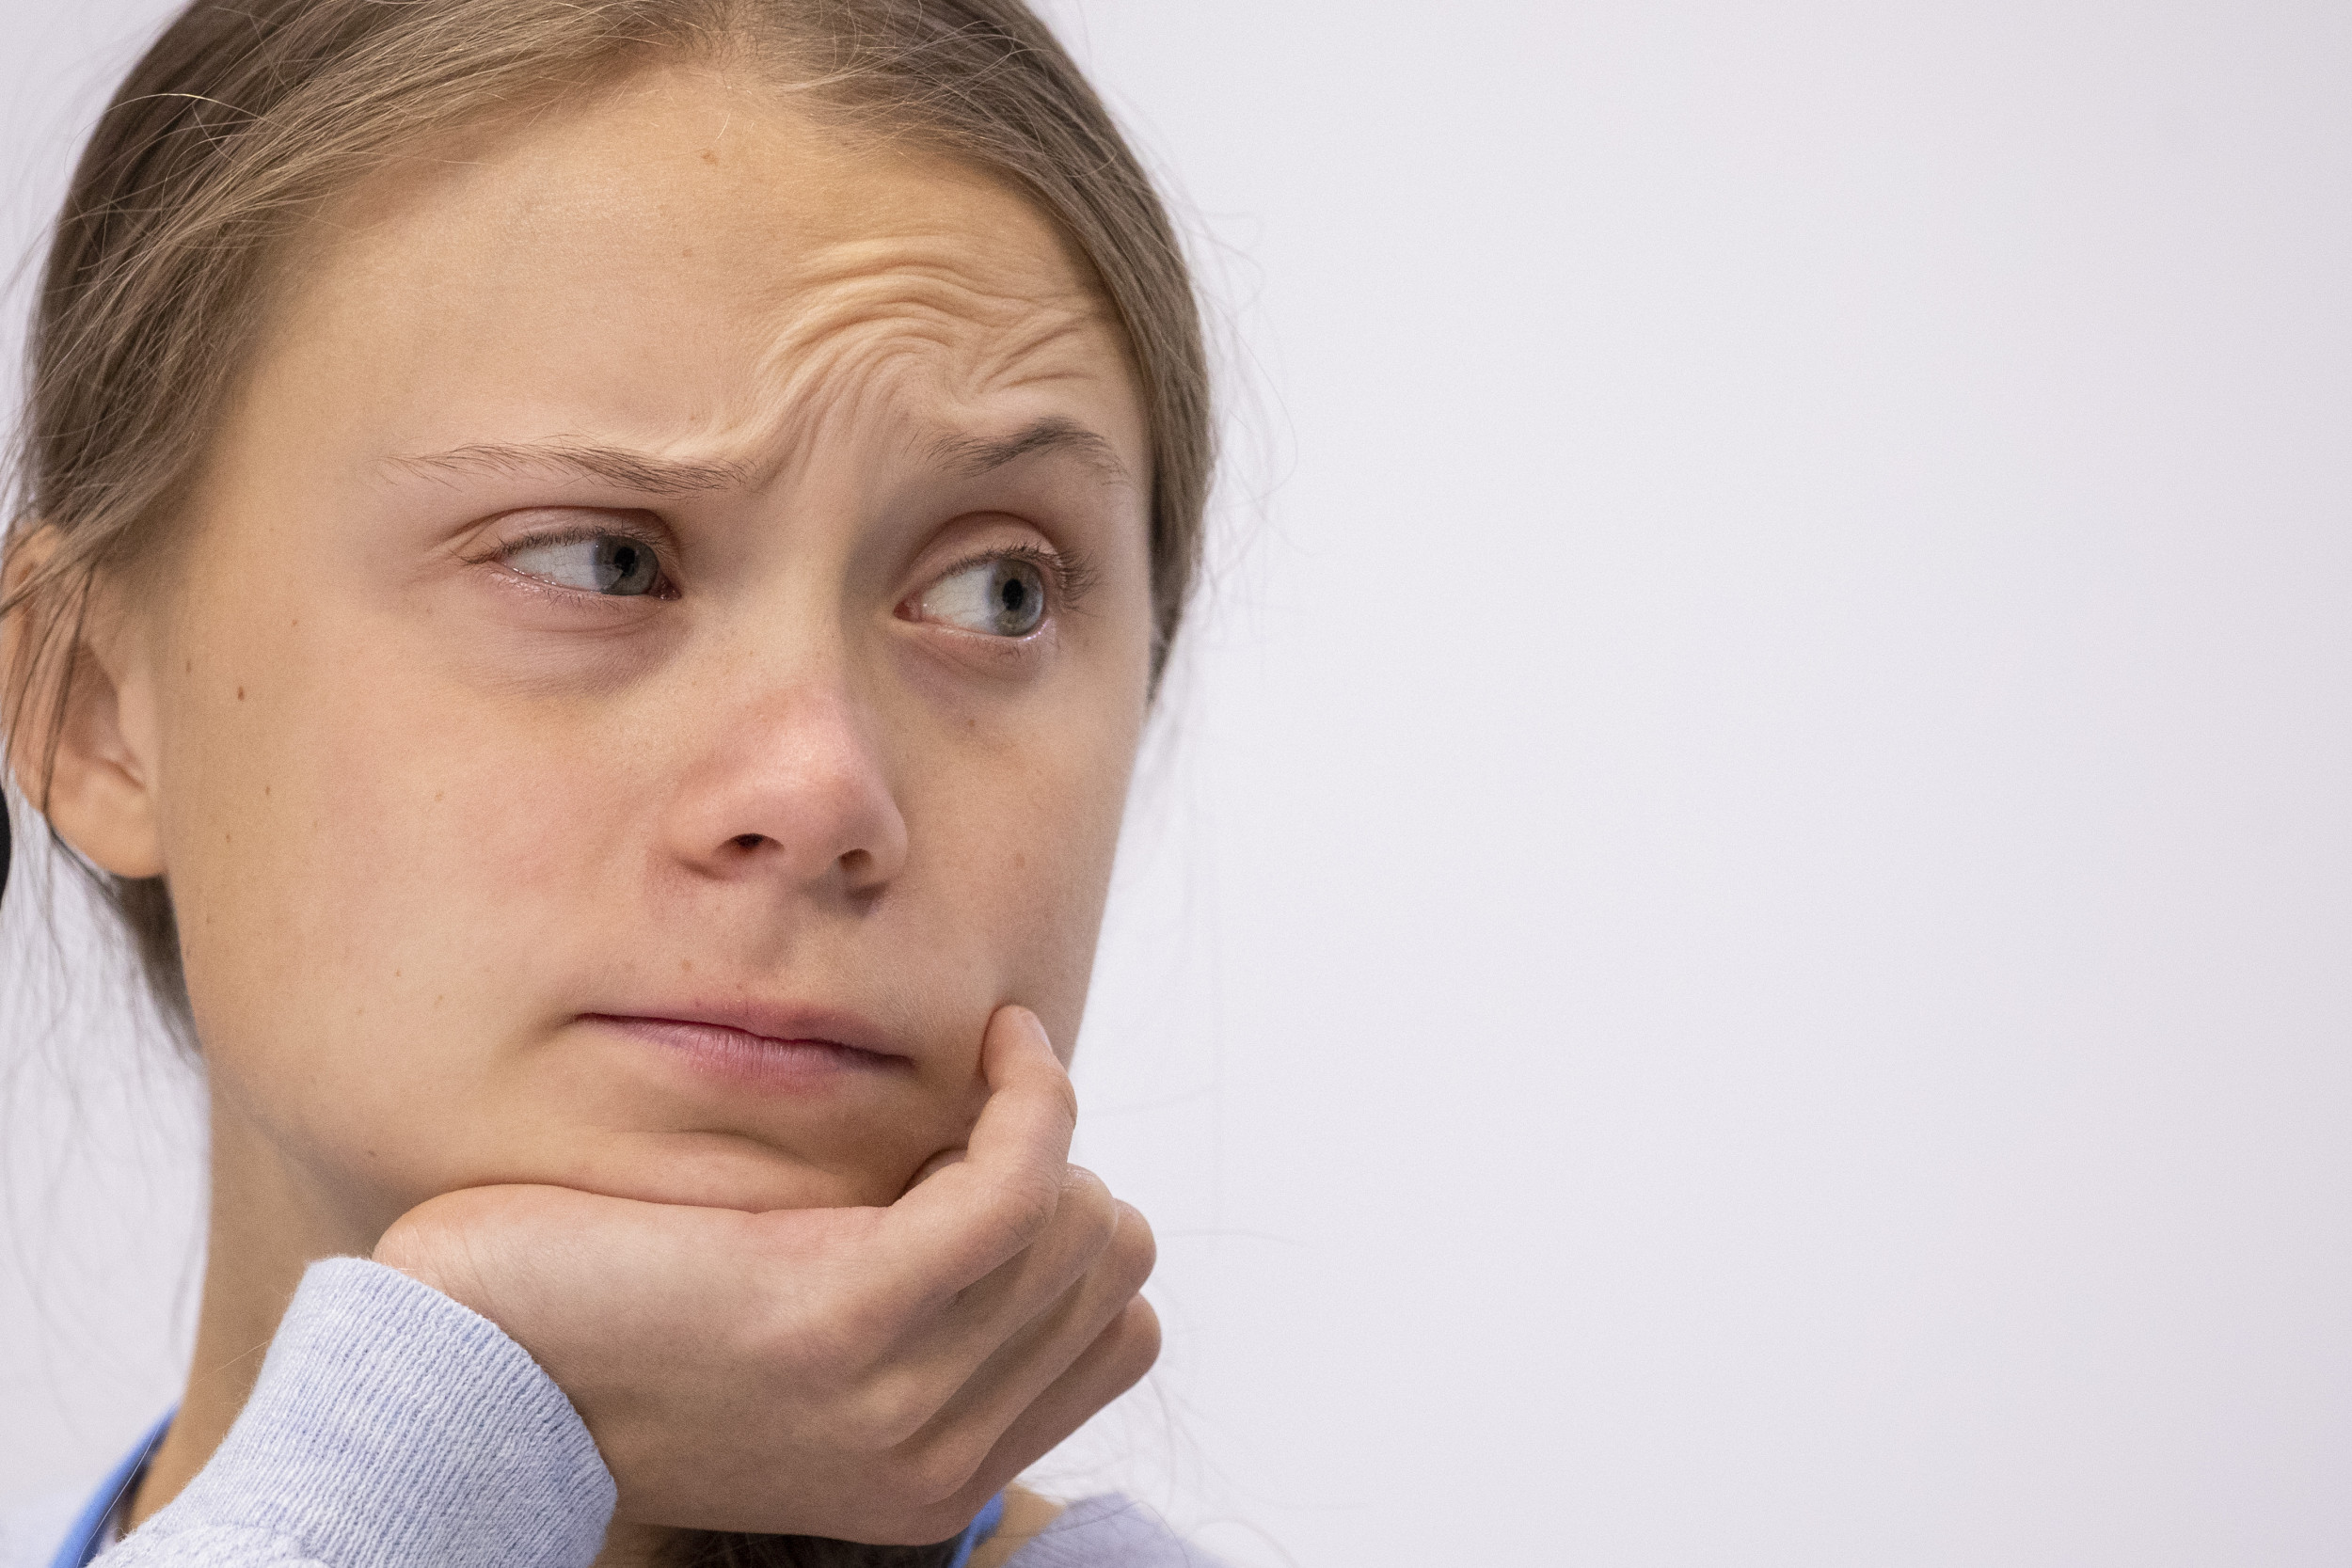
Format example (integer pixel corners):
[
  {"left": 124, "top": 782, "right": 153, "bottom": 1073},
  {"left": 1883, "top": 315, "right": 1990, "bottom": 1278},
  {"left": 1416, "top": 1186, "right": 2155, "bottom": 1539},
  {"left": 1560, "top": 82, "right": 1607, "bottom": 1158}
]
[{"left": 371, "top": 1006, "right": 1158, "bottom": 1542}]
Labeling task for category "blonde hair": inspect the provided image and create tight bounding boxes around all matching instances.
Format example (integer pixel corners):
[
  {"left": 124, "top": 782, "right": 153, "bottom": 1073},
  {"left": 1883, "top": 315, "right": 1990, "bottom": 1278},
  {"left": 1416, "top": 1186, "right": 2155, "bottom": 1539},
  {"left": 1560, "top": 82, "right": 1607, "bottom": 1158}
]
[{"left": 0, "top": 0, "right": 1212, "bottom": 1079}]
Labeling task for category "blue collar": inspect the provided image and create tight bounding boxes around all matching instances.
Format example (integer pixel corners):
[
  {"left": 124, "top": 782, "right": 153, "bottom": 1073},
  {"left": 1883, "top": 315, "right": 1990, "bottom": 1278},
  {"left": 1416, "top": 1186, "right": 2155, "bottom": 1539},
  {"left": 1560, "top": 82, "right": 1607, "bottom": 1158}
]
[
  {"left": 947, "top": 1492, "right": 1009, "bottom": 1568},
  {"left": 50, "top": 1412, "right": 171, "bottom": 1568},
  {"left": 55, "top": 1415, "right": 1004, "bottom": 1567}
]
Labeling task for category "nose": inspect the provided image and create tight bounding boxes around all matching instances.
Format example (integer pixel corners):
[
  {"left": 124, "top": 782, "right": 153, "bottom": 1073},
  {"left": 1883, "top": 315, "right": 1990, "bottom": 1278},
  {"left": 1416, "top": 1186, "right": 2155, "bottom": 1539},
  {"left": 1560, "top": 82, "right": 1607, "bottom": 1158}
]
[{"left": 660, "top": 657, "right": 909, "bottom": 902}]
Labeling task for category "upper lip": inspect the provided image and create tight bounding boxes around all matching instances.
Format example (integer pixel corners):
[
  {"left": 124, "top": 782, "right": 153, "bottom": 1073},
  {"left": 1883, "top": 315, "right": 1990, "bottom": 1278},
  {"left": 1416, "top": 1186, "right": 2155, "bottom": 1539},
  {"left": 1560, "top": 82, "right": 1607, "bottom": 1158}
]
[{"left": 580, "top": 1000, "right": 912, "bottom": 1062}]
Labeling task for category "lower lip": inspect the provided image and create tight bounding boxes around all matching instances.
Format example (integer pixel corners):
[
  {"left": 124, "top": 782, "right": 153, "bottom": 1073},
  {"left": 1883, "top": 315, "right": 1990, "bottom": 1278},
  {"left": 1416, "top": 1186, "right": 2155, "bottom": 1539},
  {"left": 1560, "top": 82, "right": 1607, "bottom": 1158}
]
[{"left": 582, "top": 1015, "right": 910, "bottom": 1087}]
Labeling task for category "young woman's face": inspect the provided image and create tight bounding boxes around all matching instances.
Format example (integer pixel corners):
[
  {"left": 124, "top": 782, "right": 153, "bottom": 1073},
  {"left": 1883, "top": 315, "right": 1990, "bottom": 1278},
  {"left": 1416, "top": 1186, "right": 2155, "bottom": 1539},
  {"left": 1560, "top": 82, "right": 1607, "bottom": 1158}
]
[{"left": 113, "top": 68, "right": 1154, "bottom": 1235}]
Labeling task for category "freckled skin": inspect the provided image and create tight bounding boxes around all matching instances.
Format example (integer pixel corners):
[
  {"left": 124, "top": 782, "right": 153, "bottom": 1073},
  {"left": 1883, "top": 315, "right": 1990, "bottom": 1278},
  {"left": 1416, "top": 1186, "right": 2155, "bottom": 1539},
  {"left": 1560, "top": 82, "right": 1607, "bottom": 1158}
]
[{"left": 98, "top": 63, "right": 1154, "bottom": 1502}]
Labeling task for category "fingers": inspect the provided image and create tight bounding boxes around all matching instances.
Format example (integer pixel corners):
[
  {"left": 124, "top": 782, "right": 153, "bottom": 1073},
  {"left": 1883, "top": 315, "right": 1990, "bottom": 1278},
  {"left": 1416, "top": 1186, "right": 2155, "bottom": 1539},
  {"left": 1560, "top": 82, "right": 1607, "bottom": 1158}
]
[
  {"left": 885, "top": 1006, "right": 1078, "bottom": 1291},
  {"left": 930, "top": 1164, "right": 1120, "bottom": 1335},
  {"left": 920, "top": 1197, "right": 1156, "bottom": 1445},
  {"left": 932, "top": 1295, "right": 1163, "bottom": 1527},
  {"left": 861, "top": 1001, "right": 1151, "bottom": 1464}
]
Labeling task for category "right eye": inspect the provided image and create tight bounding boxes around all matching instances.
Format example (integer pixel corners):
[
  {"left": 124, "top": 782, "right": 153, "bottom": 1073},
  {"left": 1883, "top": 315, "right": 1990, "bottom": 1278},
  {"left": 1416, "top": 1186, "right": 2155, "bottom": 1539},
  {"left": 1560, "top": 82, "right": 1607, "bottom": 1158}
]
[{"left": 502, "top": 533, "right": 670, "bottom": 596}]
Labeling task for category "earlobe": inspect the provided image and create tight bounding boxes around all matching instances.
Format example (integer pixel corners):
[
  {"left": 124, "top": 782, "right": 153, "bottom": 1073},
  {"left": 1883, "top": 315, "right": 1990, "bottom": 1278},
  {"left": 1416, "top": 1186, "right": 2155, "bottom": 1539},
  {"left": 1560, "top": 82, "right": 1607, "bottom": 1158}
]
[{"left": 3, "top": 539, "right": 167, "bottom": 880}]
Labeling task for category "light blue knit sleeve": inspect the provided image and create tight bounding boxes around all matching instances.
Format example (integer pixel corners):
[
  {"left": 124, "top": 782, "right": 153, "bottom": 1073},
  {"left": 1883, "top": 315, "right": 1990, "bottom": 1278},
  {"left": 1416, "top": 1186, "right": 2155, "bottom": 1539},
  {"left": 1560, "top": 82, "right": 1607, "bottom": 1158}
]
[{"left": 103, "top": 1259, "right": 615, "bottom": 1568}]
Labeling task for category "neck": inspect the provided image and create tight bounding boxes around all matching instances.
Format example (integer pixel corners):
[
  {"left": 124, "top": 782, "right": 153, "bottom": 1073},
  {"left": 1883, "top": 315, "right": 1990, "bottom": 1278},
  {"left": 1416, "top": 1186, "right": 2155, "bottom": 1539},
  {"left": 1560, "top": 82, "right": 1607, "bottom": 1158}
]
[{"left": 126, "top": 1095, "right": 363, "bottom": 1528}]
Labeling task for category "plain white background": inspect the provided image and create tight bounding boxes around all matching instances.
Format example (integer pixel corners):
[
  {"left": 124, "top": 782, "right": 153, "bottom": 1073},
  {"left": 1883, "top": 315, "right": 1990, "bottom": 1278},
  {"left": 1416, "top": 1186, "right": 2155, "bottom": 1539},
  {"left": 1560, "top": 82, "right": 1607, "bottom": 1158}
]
[{"left": 6, "top": 1, "right": 2352, "bottom": 1563}]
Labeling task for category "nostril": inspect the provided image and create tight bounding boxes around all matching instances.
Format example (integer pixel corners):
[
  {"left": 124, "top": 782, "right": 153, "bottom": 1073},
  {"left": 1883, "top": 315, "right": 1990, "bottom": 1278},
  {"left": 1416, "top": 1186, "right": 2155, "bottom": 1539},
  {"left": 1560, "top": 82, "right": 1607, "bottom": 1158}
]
[{"left": 730, "top": 833, "right": 767, "bottom": 851}]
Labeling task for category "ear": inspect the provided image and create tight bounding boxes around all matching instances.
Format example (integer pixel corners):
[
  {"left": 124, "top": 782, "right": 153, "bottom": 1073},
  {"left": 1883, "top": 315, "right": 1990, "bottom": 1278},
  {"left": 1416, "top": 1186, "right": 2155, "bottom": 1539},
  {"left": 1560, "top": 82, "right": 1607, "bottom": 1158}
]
[{"left": 2, "top": 531, "right": 167, "bottom": 879}]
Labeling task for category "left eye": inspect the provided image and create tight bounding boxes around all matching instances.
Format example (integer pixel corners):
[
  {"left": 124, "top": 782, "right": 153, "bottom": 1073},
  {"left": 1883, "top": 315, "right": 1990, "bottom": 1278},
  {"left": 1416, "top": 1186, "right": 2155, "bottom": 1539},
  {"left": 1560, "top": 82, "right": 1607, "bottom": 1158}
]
[
  {"left": 503, "top": 533, "right": 668, "bottom": 596},
  {"left": 919, "top": 556, "right": 1049, "bottom": 637}
]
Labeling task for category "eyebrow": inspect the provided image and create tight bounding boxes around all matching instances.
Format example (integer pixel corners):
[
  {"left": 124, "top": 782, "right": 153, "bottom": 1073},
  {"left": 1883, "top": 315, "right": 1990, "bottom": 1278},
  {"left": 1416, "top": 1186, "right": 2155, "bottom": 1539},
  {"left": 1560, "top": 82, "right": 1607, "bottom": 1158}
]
[
  {"left": 382, "top": 441, "right": 753, "bottom": 496},
  {"left": 383, "top": 416, "right": 1131, "bottom": 497},
  {"left": 928, "top": 416, "right": 1135, "bottom": 487}
]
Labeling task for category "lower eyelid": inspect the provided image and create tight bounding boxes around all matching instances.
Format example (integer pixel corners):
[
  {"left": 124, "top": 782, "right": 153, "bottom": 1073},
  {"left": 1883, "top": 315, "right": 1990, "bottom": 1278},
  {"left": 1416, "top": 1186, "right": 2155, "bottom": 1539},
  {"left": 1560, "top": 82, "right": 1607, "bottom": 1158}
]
[
  {"left": 479, "top": 562, "right": 674, "bottom": 610},
  {"left": 923, "top": 625, "right": 1057, "bottom": 671}
]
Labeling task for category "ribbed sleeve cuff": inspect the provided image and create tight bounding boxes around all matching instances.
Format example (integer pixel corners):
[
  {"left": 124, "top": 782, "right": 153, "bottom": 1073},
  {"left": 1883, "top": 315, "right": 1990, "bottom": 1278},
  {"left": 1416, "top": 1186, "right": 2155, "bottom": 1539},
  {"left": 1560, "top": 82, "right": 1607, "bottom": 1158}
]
[{"left": 141, "top": 1258, "right": 615, "bottom": 1568}]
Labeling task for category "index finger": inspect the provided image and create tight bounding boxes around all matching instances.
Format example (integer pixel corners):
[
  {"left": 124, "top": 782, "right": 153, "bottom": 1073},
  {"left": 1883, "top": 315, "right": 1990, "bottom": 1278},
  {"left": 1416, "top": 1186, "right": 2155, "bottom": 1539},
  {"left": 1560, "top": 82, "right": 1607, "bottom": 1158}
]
[{"left": 882, "top": 1005, "right": 1079, "bottom": 1291}]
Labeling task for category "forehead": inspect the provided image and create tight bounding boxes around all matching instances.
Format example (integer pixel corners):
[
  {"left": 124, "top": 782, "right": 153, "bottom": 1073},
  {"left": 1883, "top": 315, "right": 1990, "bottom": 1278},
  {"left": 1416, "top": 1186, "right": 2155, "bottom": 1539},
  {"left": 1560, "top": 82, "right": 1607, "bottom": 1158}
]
[{"left": 246, "top": 64, "right": 1135, "bottom": 468}]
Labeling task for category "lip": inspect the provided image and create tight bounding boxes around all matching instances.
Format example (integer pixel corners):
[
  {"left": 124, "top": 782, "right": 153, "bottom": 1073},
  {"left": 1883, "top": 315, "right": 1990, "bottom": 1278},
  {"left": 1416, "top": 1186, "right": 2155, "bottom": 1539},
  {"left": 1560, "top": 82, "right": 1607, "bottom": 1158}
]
[{"left": 580, "top": 1003, "right": 915, "bottom": 1086}]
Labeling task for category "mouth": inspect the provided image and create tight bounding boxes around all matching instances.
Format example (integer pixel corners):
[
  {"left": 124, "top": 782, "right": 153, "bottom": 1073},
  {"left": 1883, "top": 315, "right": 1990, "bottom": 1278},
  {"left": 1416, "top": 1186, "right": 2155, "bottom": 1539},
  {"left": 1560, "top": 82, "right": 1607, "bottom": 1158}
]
[{"left": 580, "top": 1007, "right": 915, "bottom": 1085}]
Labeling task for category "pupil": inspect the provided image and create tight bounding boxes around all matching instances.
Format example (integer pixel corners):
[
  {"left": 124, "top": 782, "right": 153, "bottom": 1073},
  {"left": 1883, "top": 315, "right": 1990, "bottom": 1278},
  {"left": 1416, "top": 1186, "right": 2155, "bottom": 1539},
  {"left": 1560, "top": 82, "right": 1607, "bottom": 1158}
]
[
  {"left": 999, "top": 578, "right": 1028, "bottom": 613},
  {"left": 596, "top": 538, "right": 652, "bottom": 594}
]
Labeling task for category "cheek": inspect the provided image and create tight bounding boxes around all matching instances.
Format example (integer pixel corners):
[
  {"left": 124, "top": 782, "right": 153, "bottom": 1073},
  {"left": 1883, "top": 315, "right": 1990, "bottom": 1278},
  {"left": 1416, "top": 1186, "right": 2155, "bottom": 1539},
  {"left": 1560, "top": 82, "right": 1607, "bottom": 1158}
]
[
  {"left": 165, "top": 617, "right": 626, "bottom": 1120},
  {"left": 911, "top": 697, "right": 1141, "bottom": 1044}
]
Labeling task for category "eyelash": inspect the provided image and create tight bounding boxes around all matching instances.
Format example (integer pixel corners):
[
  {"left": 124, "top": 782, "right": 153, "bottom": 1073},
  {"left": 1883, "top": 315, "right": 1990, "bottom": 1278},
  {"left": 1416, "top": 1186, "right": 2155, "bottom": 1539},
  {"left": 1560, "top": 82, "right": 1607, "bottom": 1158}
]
[
  {"left": 478, "top": 523, "right": 680, "bottom": 598},
  {"left": 927, "top": 542, "right": 1100, "bottom": 621}
]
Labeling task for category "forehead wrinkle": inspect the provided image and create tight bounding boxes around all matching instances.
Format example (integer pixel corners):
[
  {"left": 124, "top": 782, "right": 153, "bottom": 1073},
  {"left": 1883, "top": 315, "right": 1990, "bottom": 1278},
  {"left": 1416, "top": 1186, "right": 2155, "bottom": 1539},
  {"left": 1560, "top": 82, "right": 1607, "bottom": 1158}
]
[
  {"left": 743, "top": 273, "right": 1123, "bottom": 475},
  {"left": 757, "top": 294, "right": 1107, "bottom": 406},
  {"left": 780, "top": 233, "right": 1097, "bottom": 316},
  {"left": 755, "top": 234, "right": 1112, "bottom": 389}
]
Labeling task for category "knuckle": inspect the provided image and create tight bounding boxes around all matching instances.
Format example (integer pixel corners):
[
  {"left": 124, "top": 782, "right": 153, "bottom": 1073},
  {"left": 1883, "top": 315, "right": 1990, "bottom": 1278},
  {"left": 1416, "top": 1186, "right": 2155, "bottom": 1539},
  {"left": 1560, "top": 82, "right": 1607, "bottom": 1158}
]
[
  {"left": 1109, "top": 1302, "right": 1163, "bottom": 1391},
  {"left": 1112, "top": 1202, "right": 1157, "bottom": 1285},
  {"left": 1062, "top": 1162, "right": 1111, "bottom": 1209},
  {"left": 1060, "top": 1167, "right": 1118, "bottom": 1243},
  {"left": 993, "top": 1169, "right": 1064, "bottom": 1251},
  {"left": 1046, "top": 1071, "right": 1080, "bottom": 1127}
]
